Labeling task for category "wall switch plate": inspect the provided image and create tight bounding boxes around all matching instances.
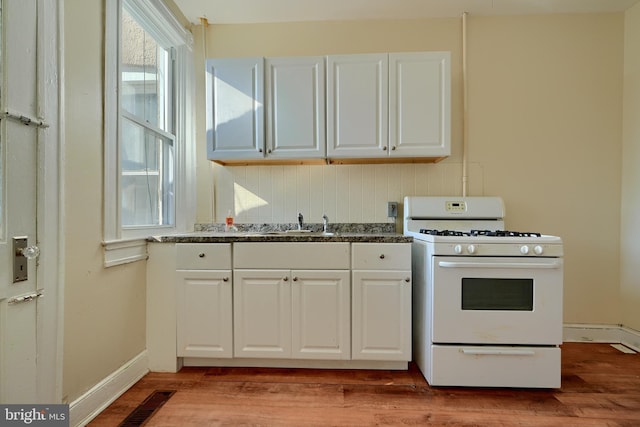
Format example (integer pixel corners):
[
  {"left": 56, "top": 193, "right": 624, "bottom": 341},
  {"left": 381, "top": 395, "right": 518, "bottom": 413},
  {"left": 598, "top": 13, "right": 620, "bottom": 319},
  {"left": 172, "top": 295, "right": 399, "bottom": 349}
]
[{"left": 388, "top": 202, "right": 398, "bottom": 218}]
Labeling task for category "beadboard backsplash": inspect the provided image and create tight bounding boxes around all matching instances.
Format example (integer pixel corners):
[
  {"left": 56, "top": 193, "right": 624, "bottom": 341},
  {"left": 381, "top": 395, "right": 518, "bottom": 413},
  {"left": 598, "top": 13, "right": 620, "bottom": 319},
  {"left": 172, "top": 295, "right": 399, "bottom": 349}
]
[{"left": 212, "top": 162, "right": 483, "bottom": 225}]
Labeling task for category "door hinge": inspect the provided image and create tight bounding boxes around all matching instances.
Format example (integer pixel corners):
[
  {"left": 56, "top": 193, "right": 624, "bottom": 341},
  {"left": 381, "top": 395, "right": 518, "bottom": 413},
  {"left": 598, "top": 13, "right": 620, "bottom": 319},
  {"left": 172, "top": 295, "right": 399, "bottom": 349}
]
[{"left": 8, "top": 292, "right": 43, "bottom": 305}]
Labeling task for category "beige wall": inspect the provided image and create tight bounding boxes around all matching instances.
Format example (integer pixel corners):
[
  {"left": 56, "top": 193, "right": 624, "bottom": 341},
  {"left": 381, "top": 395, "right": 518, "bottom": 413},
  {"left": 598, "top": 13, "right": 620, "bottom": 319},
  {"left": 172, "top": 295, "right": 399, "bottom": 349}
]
[
  {"left": 198, "top": 13, "right": 625, "bottom": 325},
  {"left": 63, "top": 0, "right": 146, "bottom": 403},
  {"left": 621, "top": 3, "right": 640, "bottom": 331}
]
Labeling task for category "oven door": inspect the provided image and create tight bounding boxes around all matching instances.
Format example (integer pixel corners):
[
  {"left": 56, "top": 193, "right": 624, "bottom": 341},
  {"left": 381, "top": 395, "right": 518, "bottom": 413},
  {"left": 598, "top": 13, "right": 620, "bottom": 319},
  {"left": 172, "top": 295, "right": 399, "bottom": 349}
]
[{"left": 431, "top": 256, "right": 563, "bottom": 345}]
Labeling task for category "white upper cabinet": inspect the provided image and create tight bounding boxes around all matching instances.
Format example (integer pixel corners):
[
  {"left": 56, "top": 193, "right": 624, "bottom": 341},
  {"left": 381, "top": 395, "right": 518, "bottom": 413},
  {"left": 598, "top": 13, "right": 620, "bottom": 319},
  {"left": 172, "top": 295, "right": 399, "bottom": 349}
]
[
  {"left": 266, "top": 56, "right": 326, "bottom": 159},
  {"left": 389, "top": 52, "right": 451, "bottom": 158},
  {"left": 207, "top": 51, "right": 451, "bottom": 164},
  {"left": 207, "top": 56, "right": 326, "bottom": 163},
  {"left": 328, "top": 52, "right": 451, "bottom": 161},
  {"left": 206, "top": 57, "right": 264, "bottom": 161},
  {"left": 326, "top": 54, "right": 389, "bottom": 158}
]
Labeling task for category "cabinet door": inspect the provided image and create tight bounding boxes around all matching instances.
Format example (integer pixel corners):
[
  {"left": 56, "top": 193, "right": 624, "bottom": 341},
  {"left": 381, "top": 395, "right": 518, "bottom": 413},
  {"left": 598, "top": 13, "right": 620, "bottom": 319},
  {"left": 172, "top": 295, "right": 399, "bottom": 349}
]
[
  {"left": 352, "top": 270, "right": 412, "bottom": 361},
  {"left": 291, "top": 270, "right": 350, "bottom": 360},
  {"left": 327, "top": 54, "right": 388, "bottom": 158},
  {"left": 389, "top": 52, "right": 450, "bottom": 157},
  {"left": 206, "top": 57, "right": 264, "bottom": 161},
  {"left": 266, "top": 57, "right": 326, "bottom": 159},
  {"left": 176, "top": 270, "right": 233, "bottom": 358},
  {"left": 233, "top": 269, "right": 291, "bottom": 358}
]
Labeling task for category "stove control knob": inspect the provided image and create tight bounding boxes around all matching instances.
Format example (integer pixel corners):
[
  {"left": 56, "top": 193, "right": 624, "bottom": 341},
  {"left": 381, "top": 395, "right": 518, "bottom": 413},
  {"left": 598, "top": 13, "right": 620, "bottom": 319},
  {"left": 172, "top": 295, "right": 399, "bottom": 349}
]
[
  {"left": 467, "top": 244, "right": 476, "bottom": 254},
  {"left": 520, "top": 245, "right": 530, "bottom": 255},
  {"left": 454, "top": 244, "right": 463, "bottom": 254},
  {"left": 534, "top": 245, "right": 544, "bottom": 255}
]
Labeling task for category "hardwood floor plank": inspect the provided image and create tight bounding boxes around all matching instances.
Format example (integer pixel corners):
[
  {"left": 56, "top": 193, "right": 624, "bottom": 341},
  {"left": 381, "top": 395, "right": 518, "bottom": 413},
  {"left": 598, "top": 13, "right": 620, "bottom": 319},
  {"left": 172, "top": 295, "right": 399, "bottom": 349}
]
[{"left": 89, "top": 343, "right": 640, "bottom": 426}]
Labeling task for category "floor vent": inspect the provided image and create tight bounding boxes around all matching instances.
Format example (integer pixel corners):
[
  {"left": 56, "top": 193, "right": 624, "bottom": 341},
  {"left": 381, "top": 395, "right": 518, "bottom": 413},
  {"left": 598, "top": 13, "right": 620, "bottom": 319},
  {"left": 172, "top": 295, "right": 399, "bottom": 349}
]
[
  {"left": 118, "top": 390, "right": 176, "bottom": 426},
  {"left": 611, "top": 343, "right": 637, "bottom": 354}
]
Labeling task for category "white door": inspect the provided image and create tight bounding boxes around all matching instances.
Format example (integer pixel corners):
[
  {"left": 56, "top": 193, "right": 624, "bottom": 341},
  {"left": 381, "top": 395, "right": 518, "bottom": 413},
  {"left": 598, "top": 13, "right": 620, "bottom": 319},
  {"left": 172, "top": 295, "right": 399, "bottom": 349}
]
[
  {"left": 389, "top": 52, "right": 451, "bottom": 157},
  {"left": 0, "top": 0, "right": 60, "bottom": 403},
  {"left": 0, "top": 0, "right": 39, "bottom": 403},
  {"left": 176, "top": 270, "right": 233, "bottom": 358},
  {"left": 206, "top": 57, "right": 265, "bottom": 161},
  {"left": 326, "top": 53, "right": 388, "bottom": 158},
  {"left": 351, "top": 270, "right": 412, "bottom": 361},
  {"left": 233, "top": 269, "right": 291, "bottom": 358},
  {"left": 291, "top": 270, "right": 350, "bottom": 360},
  {"left": 265, "top": 56, "right": 326, "bottom": 159}
]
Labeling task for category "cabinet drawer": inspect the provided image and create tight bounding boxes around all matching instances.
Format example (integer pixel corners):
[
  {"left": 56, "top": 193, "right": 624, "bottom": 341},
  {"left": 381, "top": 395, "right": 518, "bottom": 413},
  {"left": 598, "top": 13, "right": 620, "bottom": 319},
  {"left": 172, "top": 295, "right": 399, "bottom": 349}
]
[
  {"left": 234, "top": 242, "right": 350, "bottom": 269},
  {"left": 176, "top": 243, "right": 231, "bottom": 270},
  {"left": 352, "top": 243, "right": 410, "bottom": 270}
]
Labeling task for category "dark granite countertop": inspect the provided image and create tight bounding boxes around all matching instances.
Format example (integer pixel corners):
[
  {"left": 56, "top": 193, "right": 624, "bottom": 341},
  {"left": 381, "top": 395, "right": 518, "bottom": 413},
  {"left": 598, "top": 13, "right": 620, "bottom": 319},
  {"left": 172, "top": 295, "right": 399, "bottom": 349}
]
[
  {"left": 148, "top": 223, "right": 412, "bottom": 243},
  {"left": 148, "top": 231, "right": 412, "bottom": 244}
]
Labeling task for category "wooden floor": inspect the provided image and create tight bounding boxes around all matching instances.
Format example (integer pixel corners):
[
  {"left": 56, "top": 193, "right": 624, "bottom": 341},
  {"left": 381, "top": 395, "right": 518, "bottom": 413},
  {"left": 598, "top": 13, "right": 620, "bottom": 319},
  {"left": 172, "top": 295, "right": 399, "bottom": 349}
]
[{"left": 89, "top": 343, "right": 640, "bottom": 426}]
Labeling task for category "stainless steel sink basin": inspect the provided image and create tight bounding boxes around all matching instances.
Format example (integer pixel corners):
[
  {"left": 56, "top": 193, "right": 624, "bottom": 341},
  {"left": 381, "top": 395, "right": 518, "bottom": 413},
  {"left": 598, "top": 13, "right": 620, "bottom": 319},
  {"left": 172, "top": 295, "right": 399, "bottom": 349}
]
[{"left": 257, "top": 231, "right": 335, "bottom": 236}]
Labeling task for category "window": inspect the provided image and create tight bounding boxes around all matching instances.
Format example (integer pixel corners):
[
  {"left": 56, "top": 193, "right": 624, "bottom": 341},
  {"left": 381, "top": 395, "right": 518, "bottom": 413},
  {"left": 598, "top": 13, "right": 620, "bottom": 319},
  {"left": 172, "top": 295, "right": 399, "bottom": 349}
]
[{"left": 104, "top": 0, "right": 195, "bottom": 266}]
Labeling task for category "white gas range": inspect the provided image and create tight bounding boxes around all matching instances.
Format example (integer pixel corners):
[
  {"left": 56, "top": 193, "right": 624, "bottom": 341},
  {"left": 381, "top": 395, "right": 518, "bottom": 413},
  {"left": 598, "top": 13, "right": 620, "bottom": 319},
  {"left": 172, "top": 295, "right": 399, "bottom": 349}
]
[{"left": 404, "top": 196, "right": 564, "bottom": 388}]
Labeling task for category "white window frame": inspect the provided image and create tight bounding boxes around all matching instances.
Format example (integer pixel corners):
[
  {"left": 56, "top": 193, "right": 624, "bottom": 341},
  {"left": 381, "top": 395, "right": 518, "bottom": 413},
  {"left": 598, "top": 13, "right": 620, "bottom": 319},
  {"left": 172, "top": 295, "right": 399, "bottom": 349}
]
[{"left": 104, "top": 0, "right": 195, "bottom": 267}]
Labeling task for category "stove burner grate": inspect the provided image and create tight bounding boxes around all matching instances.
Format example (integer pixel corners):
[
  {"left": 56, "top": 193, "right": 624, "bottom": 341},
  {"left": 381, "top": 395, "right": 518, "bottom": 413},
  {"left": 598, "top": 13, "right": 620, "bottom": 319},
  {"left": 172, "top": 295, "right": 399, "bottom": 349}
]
[
  {"left": 470, "top": 230, "right": 541, "bottom": 237},
  {"left": 418, "top": 229, "right": 542, "bottom": 237},
  {"left": 419, "top": 229, "right": 470, "bottom": 236}
]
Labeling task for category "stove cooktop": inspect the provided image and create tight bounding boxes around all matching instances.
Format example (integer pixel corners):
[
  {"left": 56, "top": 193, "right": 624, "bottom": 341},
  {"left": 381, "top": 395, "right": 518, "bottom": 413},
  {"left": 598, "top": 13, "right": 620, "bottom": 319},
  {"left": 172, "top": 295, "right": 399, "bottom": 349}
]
[{"left": 406, "top": 228, "right": 563, "bottom": 257}]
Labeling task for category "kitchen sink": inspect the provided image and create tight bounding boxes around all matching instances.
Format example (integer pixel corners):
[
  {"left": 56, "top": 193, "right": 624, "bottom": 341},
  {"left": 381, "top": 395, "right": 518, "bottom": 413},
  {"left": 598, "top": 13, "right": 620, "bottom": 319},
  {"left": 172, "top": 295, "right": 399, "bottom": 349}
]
[{"left": 256, "top": 230, "right": 335, "bottom": 236}]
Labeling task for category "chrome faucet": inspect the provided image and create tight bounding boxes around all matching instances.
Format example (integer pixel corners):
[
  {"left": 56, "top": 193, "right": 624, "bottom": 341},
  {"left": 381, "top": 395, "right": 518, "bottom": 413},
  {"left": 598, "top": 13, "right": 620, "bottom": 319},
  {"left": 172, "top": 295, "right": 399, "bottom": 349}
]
[
  {"left": 322, "top": 214, "right": 329, "bottom": 233},
  {"left": 297, "top": 212, "right": 304, "bottom": 230}
]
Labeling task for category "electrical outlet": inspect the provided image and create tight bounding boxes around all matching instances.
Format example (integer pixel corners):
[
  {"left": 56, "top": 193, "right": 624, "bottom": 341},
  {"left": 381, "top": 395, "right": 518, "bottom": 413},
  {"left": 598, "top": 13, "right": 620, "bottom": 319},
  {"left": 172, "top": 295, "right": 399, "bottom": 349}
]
[{"left": 388, "top": 202, "right": 398, "bottom": 218}]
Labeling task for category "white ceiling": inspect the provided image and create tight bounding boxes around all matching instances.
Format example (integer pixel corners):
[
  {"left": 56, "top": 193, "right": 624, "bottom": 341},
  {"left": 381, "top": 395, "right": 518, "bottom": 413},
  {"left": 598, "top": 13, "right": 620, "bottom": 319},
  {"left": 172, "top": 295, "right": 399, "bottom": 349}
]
[{"left": 173, "top": 0, "right": 640, "bottom": 25}]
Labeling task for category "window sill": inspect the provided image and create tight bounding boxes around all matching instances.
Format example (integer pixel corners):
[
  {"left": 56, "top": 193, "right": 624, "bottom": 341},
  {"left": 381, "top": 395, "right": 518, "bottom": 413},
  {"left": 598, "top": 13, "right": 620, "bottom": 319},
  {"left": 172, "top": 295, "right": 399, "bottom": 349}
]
[{"left": 103, "top": 238, "right": 149, "bottom": 268}]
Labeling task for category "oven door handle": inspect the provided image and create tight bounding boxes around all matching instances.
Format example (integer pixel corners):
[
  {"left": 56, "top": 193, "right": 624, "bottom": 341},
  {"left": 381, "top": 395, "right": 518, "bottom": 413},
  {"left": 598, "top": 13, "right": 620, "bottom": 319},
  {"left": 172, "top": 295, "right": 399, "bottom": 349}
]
[
  {"left": 461, "top": 348, "right": 536, "bottom": 356},
  {"left": 438, "top": 261, "right": 561, "bottom": 269}
]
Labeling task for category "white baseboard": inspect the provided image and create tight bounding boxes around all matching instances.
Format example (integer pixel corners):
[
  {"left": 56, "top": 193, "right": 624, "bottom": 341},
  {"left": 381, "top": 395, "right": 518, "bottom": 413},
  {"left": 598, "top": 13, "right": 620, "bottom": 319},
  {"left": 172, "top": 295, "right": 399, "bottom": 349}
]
[
  {"left": 564, "top": 323, "right": 640, "bottom": 352},
  {"left": 69, "top": 350, "right": 149, "bottom": 427}
]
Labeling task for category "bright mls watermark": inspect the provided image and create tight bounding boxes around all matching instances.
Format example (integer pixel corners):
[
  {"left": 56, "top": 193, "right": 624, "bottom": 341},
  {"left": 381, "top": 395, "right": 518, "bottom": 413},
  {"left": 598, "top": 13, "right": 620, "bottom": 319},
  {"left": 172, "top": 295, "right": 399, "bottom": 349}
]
[{"left": 0, "top": 405, "right": 68, "bottom": 426}]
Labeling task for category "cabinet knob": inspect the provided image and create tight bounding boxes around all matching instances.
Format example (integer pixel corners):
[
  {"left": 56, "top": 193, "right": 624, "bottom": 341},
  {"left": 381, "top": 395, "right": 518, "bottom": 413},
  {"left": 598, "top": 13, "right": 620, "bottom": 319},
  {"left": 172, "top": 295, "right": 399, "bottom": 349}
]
[
  {"left": 198, "top": 253, "right": 205, "bottom": 258},
  {"left": 283, "top": 276, "right": 289, "bottom": 282},
  {"left": 405, "top": 277, "right": 411, "bottom": 283},
  {"left": 223, "top": 277, "right": 229, "bottom": 282},
  {"left": 379, "top": 254, "right": 385, "bottom": 259},
  {"left": 259, "top": 148, "right": 263, "bottom": 153},
  {"left": 382, "top": 146, "right": 387, "bottom": 151},
  {"left": 391, "top": 146, "right": 396, "bottom": 151},
  {"left": 292, "top": 277, "right": 298, "bottom": 281}
]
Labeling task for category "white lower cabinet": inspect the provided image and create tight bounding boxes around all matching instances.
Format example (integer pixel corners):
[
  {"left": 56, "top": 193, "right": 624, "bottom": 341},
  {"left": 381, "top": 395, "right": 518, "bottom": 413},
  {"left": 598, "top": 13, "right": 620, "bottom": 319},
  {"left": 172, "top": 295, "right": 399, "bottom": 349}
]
[
  {"left": 175, "top": 243, "right": 233, "bottom": 358},
  {"left": 351, "top": 243, "right": 412, "bottom": 361},
  {"left": 176, "top": 270, "right": 233, "bottom": 358},
  {"left": 161, "top": 241, "right": 411, "bottom": 370},
  {"left": 233, "top": 269, "right": 350, "bottom": 359}
]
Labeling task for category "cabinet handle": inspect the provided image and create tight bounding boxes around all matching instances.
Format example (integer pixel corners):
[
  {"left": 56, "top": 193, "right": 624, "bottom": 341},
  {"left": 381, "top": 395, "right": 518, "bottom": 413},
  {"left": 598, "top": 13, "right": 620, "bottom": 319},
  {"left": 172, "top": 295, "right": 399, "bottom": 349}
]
[
  {"left": 198, "top": 253, "right": 205, "bottom": 258},
  {"left": 283, "top": 276, "right": 289, "bottom": 282},
  {"left": 379, "top": 254, "right": 385, "bottom": 259},
  {"left": 405, "top": 277, "right": 411, "bottom": 283},
  {"left": 223, "top": 277, "right": 229, "bottom": 282}
]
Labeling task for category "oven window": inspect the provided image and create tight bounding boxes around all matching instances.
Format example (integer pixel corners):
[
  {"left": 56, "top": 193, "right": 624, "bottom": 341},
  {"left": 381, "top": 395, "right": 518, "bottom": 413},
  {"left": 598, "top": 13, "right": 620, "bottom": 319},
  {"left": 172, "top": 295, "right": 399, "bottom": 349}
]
[{"left": 462, "top": 278, "right": 533, "bottom": 311}]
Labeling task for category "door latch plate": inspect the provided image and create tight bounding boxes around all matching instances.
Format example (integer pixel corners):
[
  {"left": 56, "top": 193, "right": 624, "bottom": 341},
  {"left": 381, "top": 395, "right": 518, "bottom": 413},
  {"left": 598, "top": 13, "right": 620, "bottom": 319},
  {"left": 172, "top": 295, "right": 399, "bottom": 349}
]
[{"left": 13, "top": 236, "right": 28, "bottom": 282}]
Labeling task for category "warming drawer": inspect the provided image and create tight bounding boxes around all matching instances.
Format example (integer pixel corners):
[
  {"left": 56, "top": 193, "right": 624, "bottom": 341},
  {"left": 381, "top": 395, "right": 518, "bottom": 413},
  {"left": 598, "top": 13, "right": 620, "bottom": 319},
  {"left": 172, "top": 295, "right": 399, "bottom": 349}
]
[{"left": 429, "top": 345, "right": 561, "bottom": 388}]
